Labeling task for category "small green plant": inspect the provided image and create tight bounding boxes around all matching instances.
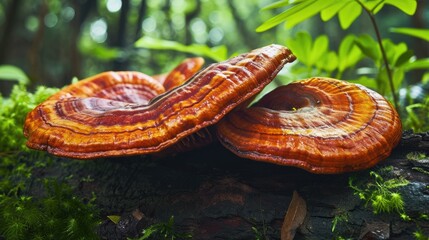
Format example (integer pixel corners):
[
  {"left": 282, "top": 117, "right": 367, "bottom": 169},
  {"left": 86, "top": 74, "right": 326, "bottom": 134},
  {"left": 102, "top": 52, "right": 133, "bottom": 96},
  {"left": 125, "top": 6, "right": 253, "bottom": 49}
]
[
  {"left": 335, "top": 236, "right": 353, "bottom": 240},
  {"left": 405, "top": 98, "right": 429, "bottom": 132},
  {"left": 349, "top": 167, "right": 409, "bottom": 219},
  {"left": 406, "top": 152, "right": 429, "bottom": 175},
  {"left": 413, "top": 229, "right": 429, "bottom": 240},
  {"left": 406, "top": 152, "right": 427, "bottom": 161},
  {"left": 331, "top": 211, "right": 349, "bottom": 233},
  {"left": 252, "top": 225, "right": 269, "bottom": 240},
  {"left": 133, "top": 216, "right": 192, "bottom": 240}
]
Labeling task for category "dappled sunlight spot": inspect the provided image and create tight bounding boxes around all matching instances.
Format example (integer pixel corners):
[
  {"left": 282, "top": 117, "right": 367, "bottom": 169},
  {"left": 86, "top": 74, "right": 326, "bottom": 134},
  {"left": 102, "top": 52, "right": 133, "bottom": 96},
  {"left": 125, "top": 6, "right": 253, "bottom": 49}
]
[
  {"left": 106, "top": 0, "right": 122, "bottom": 13},
  {"left": 171, "top": 14, "right": 185, "bottom": 31},
  {"left": 142, "top": 17, "right": 157, "bottom": 33},
  {"left": 44, "top": 13, "right": 58, "bottom": 28},
  {"left": 90, "top": 19, "right": 108, "bottom": 43},
  {"left": 190, "top": 18, "right": 207, "bottom": 43},
  {"left": 26, "top": 16, "right": 39, "bottom": 32},
  {"left": 209, "top": 27, "right": 224, "bottom": 45},
  {"left": 61, "top": 6, "right": 75, "bottom": 22}
]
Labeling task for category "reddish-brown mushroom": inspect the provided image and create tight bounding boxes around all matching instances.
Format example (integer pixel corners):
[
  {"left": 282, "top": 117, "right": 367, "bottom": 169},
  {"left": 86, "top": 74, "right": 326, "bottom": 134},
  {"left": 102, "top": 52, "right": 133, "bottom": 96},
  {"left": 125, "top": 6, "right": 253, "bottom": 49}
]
[
  {"left": 216, "top": 77, "right": 402, "bottom": 174},
  {"left": 47, "top": 71, "right": 165, "bottom": 104},
  {"left": 24, "top": 44, "right": 296, "bottom": 159},
  {"left": 162, "top": 57, "right": 205, "bottom": 91},
  {"left": 151, "top": 57, "right": 205, "bottom": 91}
]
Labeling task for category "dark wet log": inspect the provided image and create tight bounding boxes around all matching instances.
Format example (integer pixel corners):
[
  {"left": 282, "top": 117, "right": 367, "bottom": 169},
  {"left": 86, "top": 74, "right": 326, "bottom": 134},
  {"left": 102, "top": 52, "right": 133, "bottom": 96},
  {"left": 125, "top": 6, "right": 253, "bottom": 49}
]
[{"left": 29, "top": 132, "right": 429, "bottom": 240}]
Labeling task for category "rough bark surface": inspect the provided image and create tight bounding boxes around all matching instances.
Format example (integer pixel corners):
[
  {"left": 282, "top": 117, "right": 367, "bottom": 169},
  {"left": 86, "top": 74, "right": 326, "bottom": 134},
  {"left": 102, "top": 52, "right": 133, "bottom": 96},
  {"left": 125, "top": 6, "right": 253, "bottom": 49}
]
[{"left": 30, "top": 131, "right": 429, "bottom": 240}]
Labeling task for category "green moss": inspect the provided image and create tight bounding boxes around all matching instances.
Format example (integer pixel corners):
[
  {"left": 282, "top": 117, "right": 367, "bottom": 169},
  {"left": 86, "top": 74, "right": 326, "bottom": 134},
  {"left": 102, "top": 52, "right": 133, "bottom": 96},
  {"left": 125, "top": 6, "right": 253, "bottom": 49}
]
[
  {"left": 0, "top": 84, "right": 58, "bottom": 153},
  {"left": 349, "top": 167, "right": 409, "bottom": 217},
  {"left": 0, "top": 179, "right": 100, "bottom": 240},
  {"left": 0, "top": 84, "right": 101, "bottom": 239}
]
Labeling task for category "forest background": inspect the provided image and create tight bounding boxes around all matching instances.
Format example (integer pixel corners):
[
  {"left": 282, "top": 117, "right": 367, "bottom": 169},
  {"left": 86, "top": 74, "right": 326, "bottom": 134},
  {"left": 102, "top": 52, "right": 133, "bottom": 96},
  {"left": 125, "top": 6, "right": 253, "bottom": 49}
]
[{"left": 1, "top": 0, "right": 428, "bottom": 114}]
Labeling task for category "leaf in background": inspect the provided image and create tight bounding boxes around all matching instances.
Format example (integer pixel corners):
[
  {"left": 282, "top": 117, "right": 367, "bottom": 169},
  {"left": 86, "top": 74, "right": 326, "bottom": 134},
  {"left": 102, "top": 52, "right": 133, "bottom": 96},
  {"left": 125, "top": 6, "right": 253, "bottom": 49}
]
[
  {"left": 281, "top": 191, "right": 307, "bottom": 240},
  {"left": 376, "top": 68, "right": 389, "bottom": 95},
  {"left": 338, "top": 1, "right": 362, "bottom": 29},
  {"left": 384, "top": 0, "right": 417, "bottom": 15},
  {"left": 79, "top": 38, "right": 122, "bottom": 61},
  {"left": 286, "top": 32, "right": 313, "bottom": 66},
  {"left": 320, "top": 1, "right": 348, "bottom": 21},
  {"left": 355, "top": 34, "right": 381, "bottom": 62},
  {"left": 261, "top": 0, "right": 291, "bottom": 11},
  {"left": 256, "top": 1, "right": 314, "bottom": 32},
  {"left": 349, "top": 76, "right": 378, "bottom": 90},
  {"left": 382, "top": 40, "right": 409, "bottom": 68},
  {"left": 107, "top": 215, "right": 121, "bottom": 224},
  {"left": 316, "top": 51, "right": 338, "bottom": 73},
  {"left": 404, "top": 58, "right": 429, "bottom": 71},
  {"left": 391, "top": 28, "right": 429, "bottom": 42},
  {"left": 364, "top": 0, "right": 386, "bottom": 14},
  {"left": 284, "top": 0, "right": 337, "bottom": 29},
  {"left": 338, "top": 35, "right": 363, "bottom": 74},
  {"left": 393, "top": 68, "right": 405, "bottom": 91},
  {"left": 0, "top": 65, "right": 30, "bottom": 85},
  {"left": 257, "top": 0, "right": 416, "bottom": 32},
  {"left": 395, "top": 50, "right": 414, "bottom": 67},
  {"left": 135, "top": 36, "right": 228, "bottom": 62},
  {"left": 309, "top": 35, "right": 329, "bottom": 66},
  {"left": 257, "top": 0, "right": 338, "bottom": 31},
  {"left": 422, "top": 72, "right": 429, "bottom": 84}
]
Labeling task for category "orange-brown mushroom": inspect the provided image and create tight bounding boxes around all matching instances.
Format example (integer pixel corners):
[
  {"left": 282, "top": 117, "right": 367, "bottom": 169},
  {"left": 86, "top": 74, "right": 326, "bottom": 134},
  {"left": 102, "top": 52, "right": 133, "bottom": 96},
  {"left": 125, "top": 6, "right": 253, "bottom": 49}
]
[
  {"left": 162, "top": 57, "right": 205, "bottom": 91},
  {"left": 47, "top": 71, "right": 165, "bottom": 104},
  {"left": 216, "top": 77, "right": 402, "bottom": 174},
  {"left": 24, "top": 44, "right": 296, "bottom": 159},
  {"left": 151, "top": 57, "right": 205, "bottom": 91}
]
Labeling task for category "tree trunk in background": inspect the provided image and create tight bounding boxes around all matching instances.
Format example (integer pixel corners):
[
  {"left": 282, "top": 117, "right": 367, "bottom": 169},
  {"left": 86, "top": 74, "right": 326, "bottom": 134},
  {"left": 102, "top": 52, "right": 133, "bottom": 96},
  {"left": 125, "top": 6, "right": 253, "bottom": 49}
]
[
  {"left": 227, "top": 0, "right": 259, "bottom": 50},
  {"left": 29, "top": 132, "right": 429, "bottom": 240},
  {"left": 0, "top": 0, "right": 22, "bottom": 64},
  {"left": 134, "top": 0, "right": 147, "bottom": 41},
  {"left": 410, "top": 0, "right": 428, "bottom": 84},
  {"left": 112, "top": 0, "right": 130, "bottom": 71},
  {"left": 27, "top": 1, "right": 47, "bottom": 86},
  {"left": 184, "top": 0, "right": 201, "bottom": 45},
  {"left": 412, "top": 0, "right": 428, "bottom": 59}
]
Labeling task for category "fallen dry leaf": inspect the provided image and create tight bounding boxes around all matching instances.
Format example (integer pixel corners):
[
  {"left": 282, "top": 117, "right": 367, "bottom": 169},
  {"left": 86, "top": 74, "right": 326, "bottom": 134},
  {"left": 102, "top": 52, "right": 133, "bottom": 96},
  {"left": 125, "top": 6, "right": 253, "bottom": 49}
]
[{"left": 281, "top": 190, "right": 307, "bottom": 240}]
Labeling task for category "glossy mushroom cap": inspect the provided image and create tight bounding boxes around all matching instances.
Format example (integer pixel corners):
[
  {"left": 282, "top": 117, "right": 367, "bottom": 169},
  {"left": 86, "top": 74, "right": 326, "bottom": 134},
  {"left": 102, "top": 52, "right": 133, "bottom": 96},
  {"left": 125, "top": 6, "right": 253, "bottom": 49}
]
[
  {"left": 24, "top": 44, "right": 296, "bottom": 159},
  {"left": 162, "top": 57, "right": 205, "bottom": 91},
  {"left": 47, "top": 71, "right": 165, "bottom": 104},
  {"left": 216, "top": 77, "right": 402, "bottom": 174},
  {"left": 151, "top": 57, "right": 205, "bottom": 91}
]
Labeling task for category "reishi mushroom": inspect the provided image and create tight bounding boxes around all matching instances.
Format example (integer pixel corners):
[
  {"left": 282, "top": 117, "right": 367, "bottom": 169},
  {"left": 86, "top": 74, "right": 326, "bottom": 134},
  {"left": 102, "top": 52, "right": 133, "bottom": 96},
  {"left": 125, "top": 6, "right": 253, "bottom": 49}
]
[
  {"left": 23, "top": 44, "right": 402, "bottom": 173},
  {"left": 24, "top": 44, "right": 295, "bottom": 159},
  {"left": 216, "top": 77, "right": 402, "bottom": 173},
  {"left": 161, "top": 57, "right": 205, "bottom": 91}
]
